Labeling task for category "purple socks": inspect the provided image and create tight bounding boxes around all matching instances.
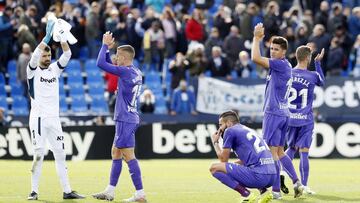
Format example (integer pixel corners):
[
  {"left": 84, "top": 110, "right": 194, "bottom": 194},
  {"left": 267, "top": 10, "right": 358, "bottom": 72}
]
[
  {"left": 280, "top": 155, "right": 299, "bottom": 184},
  {"left": 110, "top": 159, "right": 122, "bottom": 186},
  {"left": 300, "top": 152, "right": 309, "bottom": 186},
  {"left": 212, "top": 172, "right": 250, "bottom": 197},
  {"left": 286, "top": 147, "right": 296, "bottom": 160},
  {"left": 127, "top": 159, "right": 143, "bottom": 190},
  {"left": 272, "top": 160, "right": 281, "bottom": 192}
]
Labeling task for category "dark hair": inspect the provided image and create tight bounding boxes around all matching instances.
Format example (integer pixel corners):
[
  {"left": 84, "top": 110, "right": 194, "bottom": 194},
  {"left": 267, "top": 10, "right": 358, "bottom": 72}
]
[
  {"left": 219, "top": 110, "right": 240, "bottom": 123},
  {"left": 44, "top": 46, "right": 51, "bottom": 52},
  {"left": 271, "top": 36, "right": 288, "bottom": 50},
  {"left": 117, "top": 45, "right": 135, "bottom": 59},
  {"left": 296, "top": 45, "right": 312, "bottom": 62}
]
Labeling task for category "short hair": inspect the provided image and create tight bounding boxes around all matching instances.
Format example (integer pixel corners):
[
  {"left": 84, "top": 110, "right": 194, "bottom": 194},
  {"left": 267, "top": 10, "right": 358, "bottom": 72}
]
[
  {"left": 271, "top": 36, "right": 288, "bottom": 50},
  {"left": 296, "top": 46, "right": 311, "bottom": 62},
  {"left": 219, "top": 110, "right": 240, "bottom": 123},
  {"left": 44, "top": 45, "right": 51, "bottom": 53},
  {"left": 117, "top": 45, "right": 135, "bottom": 59}
]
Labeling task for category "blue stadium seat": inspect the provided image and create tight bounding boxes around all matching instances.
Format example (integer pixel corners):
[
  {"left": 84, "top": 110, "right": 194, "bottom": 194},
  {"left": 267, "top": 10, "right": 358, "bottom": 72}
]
[
  {"left": 0, "top": 97, "right": 8, "bottom": 110},
  {"left": 91, "top": 97, "right": 109, "bottom": 114},
  {"left": 13, "top": 107, "right": 29, "bottom": 116},
  {"left": 0, "top": 73, "right": 5, "bottom": 85},
  {"left": 0, "top": 85, "right": 6, "bottom": 96},
  {"left": 7, "top": 60, "right": 16, "bottom": 76},
  {"left": 69, "top": 84, "right": 85, "bottom": 95},
  {"left": 79, "top": 46, "right": 89, "bottom": 61},
  {"left": 9, "top": 75, "right": 18, "bottom": 85},
  {"left": 67, "top": 59, "right": 81, "bottom": 69},
  {"left": 11, "top": 83, "right": 24, "bottom": 96},
  {"left": 12, "top": 97, "right": 29, "bottom": 116},
  {"left": 84, "top": 59, "right": 98, "bottom": 71},
  {"left": 87, "top": 73, "right": 103, "bottom": 83},
  {"left": 71, "top": 95, "right": 87, "bottom": 112},
  {"left": 59, "top": 85, "right": 66, "bottom": 97},
  {"left": 59, "top": 96, "right": 68, "bottom": 112},
  {"left": 154, "top": 105, "right": 168, "bottom": 114},
  {"left": 65, "top": 67, "right": 82, "bottom": 77},
  {"left": 88, "top": 84, "right": 105, "bottom": 95},
  {"left": 67, "top": 74, "right": 83, "bottom": 86},
  {"left": 144, "top": 71, "right": 161, "bottom": 83},
  {"left": 205, "top": 70, "right": 212, "bottom": 77}
]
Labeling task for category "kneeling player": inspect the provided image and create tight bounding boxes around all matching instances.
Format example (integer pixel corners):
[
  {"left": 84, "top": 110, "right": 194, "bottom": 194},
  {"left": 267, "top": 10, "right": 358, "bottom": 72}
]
[{"left": 210, "top": 111, "right": 276, "bottom": 203}]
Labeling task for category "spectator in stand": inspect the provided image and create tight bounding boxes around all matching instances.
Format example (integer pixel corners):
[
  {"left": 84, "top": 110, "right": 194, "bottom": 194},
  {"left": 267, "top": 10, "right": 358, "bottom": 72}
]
[
  {"left": 283, "top": 26, "right": 297, "bottom": 65},
  {"left": 139, "top": 89, "right": 155, "bottom": 113},
  {"left": 17, "top": 43, "right": 32, "bottom": 97},
  {"left": 263, "top": 1, "right": 281, "bottom": 41},
  {"left": 327, "top": 37, "right": 345, "bottom": 76},
  {"left": 143, "top": 20, "right": 165, "bottom": 71},
  {"left": 170, "top": 80, "right": 197, "bottom": 115},
  {"left": 314, "top": 1, "right": 329, "bottom": 29},
  {"left": 161, "top": 6, "right": 178, "bottom": 59},
  {"left": 169, "top": 52, "right": 190, "bottom": 93},
  {"left": 308, "top": 24, "right": 331, "bottom": 69},
  {"left": 327, "top": 3, "right": 347, "bottom": 34},
  {"left": 206, "top": 46, "right": 231, "bottom": 79},
  {"left": 234, "top": 51, "right": 255, "bottom": 78},
  {"left": 185, "top": 9, "right": 205, "bottom": 43},
  {"left": 85, "top": 2, "right": 101, "bottom": 58},
  {"left": 205, "top": 27, "right": 222, "bottom": 57},
  {"left": 213, "top": 5, "right": 233, "bottom": 40},
  {"left": 239, "top": 2, "right": 261, "bottom": 41},
  {"left": 186, "top": 43, "right": 207, "bottom": 77},
  {"left": 349, "top": 7, "right": 360, "bottom": 39},
  {"left": 194, "top": 0, "right": 214, "bottom": 10},
  {"left": 105, "top": 9, "right": 120, "bottom": 37},
  {"left": 126, "top": 9, "right": 143, "bottom": 60},
  {"left": 0, "top": 6, "right": 16, "bottom": 73},
  {"left": 223, "top": 25, "right": 245, "bottom": 68},
  {"left": 334, "top": 24, "right": 354, "bottom": 58},
  {"left": 17, "top": 24, "right": 37, "bottom": 51},
  {"left": 145, "top": 0, "right": 165, "bottom": 14},
  {"left": 350, "top": 35, "right": 360, "bottom": 77},
  {"left": 295, "top": 25, "right": 309, "bottom": 48}
]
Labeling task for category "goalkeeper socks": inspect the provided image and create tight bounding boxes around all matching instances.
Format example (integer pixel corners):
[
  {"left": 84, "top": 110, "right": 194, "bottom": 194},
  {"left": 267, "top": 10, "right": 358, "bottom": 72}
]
[
  {"left": 280, "top": 155, "right": 299, "bottom": 184},
  {"left": 54, "top": 151, "right": 72, "bottom": 193},
  {"left": 127, "top": 159, "right": 143, "bottom": 190},
  {"left": 300, "top": 152, "right": 309, "bottom": 186},
  {"left": 272, "top": 160, "right": 281, "bottom": 192},
  {"left": 31, "top": 152, "right": 44, "bottom": 193},
  {"left": 286, "top": 147, "right": 296, "bottom": 160},
  {"left": 109, "top": 159, "right": 122, "bottom": 186}
]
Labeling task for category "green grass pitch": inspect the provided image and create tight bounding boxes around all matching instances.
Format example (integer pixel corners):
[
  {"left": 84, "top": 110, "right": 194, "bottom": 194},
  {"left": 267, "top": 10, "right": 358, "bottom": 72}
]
[{"left": 0, "top": 159, "right": 359, "bottom": 203}]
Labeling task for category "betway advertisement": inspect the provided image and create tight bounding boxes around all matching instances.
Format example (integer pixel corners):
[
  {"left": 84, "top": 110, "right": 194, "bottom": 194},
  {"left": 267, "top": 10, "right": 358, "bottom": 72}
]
[
  {"left": 1, "top": 122, "right": 359, "bottom": 160},
  {"left": 197, "top": 77, "right": 360, "bottom": 118}
]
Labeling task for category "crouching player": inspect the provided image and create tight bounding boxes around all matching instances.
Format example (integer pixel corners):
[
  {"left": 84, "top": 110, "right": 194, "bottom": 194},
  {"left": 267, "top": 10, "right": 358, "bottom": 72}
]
[{"left": 210, "top": 111, "right": 276, "bottom": 203}]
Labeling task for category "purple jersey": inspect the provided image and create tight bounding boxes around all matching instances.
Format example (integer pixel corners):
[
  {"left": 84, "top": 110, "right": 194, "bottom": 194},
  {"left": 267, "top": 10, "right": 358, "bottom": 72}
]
[
  {"left": 264, "top": 59, "right": 292, "bottom": 116},
  {"left": 289, "top": 61, "right": 324, "bottom": 126},
  {"left": 223, "top": 124, "right": 276, "bottom": 174},
  {"left": 97, "top": 45, "right": 142, "bottom": 124}
]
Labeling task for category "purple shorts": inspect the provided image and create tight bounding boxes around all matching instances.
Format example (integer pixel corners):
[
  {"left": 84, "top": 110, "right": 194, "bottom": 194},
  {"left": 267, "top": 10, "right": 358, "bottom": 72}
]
[
  {"left": 287, "top": 123, "right": 314, "bottom": 149},
  {"left": 262, "top": 113, "right": 288, "bottom": 147},
  {"left": 113, "top": 121, "right": 139, "bottom": 148},
  {"left": 226, "top": 163, "right": 275, "bottom": 189}
]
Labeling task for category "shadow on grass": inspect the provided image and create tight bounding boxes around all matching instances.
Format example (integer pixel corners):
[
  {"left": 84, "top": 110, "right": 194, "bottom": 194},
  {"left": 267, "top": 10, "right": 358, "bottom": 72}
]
[{"left": 312, "top": 194, "right": 360, "bottom": 202}]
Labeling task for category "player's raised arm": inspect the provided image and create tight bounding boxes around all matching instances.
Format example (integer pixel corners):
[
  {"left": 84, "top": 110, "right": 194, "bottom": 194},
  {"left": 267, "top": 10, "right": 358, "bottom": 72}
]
[
  {"left": 28, "top": 20, "right": 54, "bottom": 70},
  {"left": 57, "top": 38, "right": 72, "bottom": 68},
  {"left": 314, "top": 48, "right": 325, "bottom": 86},
  {"left": 96, "top": 32, "right": 123, "bottom": 76},
  {"left": 251, "top": 23, "right": 270, "bottom": 68}
]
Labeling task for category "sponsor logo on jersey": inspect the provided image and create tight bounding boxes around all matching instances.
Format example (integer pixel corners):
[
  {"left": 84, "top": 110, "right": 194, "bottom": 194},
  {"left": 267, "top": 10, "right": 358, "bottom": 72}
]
[{"left": 40, "top": 77, "right": 56, "bottom": 83}]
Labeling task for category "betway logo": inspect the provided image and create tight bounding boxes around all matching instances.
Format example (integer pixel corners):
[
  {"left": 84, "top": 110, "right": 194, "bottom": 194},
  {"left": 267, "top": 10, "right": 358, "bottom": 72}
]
[
  {"left": 0, "top": 128, "right": 94, "bottom": 160},
  {"left": 314, "top": 81, "right": 360, "bottom": 108},
  {"left": 153, "top": 124, "right": 217, "bottom": 154},
  {"left": 152, "top": 123, "right": 360, "bottom": 158},
  {"left": 40, "top": 76, "right": 56, "bottom": 83}
]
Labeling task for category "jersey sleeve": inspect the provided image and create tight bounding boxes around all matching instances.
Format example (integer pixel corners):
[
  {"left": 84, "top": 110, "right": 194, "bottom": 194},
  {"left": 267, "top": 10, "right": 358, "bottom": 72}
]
[
  {"left": 54, "top": 50, "right": 72, "bottom": 77},
  {"left": 27, "top": 46, "right": 43, "bottom": 79},
  {"left": 96, "top": 44, "right": 132, "bottom": 77},
  {"left": 314, "top": 61, "right": 325, "bottom": 86},
  {"left": 269, "top": 59, "right": 286, "bottom": 72},
  {"left": 223, "top": 129, "right": 234, "bottom": 149}
]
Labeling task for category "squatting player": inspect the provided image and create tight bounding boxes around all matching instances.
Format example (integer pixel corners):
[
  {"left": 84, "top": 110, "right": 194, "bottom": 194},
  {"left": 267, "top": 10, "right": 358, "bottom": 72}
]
[
  {"left": 251, "top": 23, "right": 303, "bottom": 199},
  {"left": 284, "top": 46, "right": 325, "bottom": 195},
  {"left": 210, "top": 111, "right": 275, "bottom": 203},
  {"left": 92, "top": 32, "right": 146, "bottom": 202},
  {"left": 27, "top": 18, "right": 84, "bottom": 200}
]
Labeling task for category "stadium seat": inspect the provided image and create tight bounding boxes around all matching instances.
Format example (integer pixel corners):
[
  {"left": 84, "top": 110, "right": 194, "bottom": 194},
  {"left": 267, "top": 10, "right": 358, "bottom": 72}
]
[
  {"left": 7, "top": 60, "right": 16, "bottom": 76},
  {"left": 84, "top": 59, "right": 98, "bottom": 71},
  {"left": 88, "top": 84, "right": 105, "bottom": 95},
  {"left": 87, "top": 72, "right": 103, "bottom": 83},
  {"left": 91, "top": 97, "right": 109, "bottom": 114},
  {"left": 59, "top": 96, "right": 68, "bottom": 112},
  {"left": 12, "top": 97, "right": 29, "bottom": 116},
  {"left": 154, "top": 105, "right": 168, "bottom": 114},
  {"left": 0, "top": 85, "right": 6, "bottom": 96},
  {"left": 144, "top": 71, "right": 161, "bottom": 83},
  {"left": 0, "top": 97, "right": 8, "bottom": 110},
  {"left": 69, "top": 84, "right": 85, "bottom": 95},
  {"left": 67, "top": 74, "right": 83, "bottom": 86},
  {"left": 79, "top": 46, "right": 89, "bottom": 61},
  {"left": 0, "top": 73, "right": 5, "bottom": 85},
  {"left": 71, "top": 95, "right": 88, "bottom": 112},
  {"left": 67, "top": 59, "right": 81, "bottom": 70},
  {"left": 11, "top": 83, "right": 24, "bottom": 96}
]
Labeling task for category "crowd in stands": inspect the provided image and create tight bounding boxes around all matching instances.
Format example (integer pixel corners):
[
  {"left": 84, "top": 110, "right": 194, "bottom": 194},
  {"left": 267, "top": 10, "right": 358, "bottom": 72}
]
[{"left": 0, "top": 0, "right": 360, "bottom": 117}]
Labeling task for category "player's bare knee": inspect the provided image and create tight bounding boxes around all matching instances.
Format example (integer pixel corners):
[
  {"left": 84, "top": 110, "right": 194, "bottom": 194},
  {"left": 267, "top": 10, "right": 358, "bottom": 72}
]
[
  {"left": 111, "top": 147, "right": 122, "bottom": 159},
  {"left": 120, "top": 148, "right": 135, "bottom": 162},
  {"left": 209, "top": 163, "right": 219, "bottom": 174},
  {"left": 299, "top": 148, "right": 309, "bottom": 152}
]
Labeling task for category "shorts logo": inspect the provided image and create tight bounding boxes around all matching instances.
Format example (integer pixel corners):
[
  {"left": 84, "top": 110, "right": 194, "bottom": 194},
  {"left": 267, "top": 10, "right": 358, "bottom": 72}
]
[{"left": 57, "top": 136, "right": 64, "bottom": 141}]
